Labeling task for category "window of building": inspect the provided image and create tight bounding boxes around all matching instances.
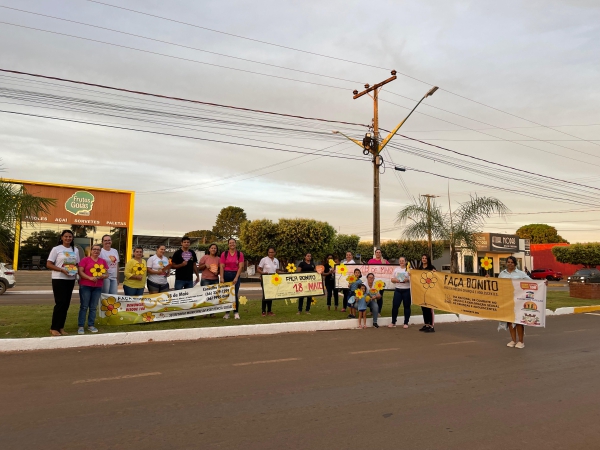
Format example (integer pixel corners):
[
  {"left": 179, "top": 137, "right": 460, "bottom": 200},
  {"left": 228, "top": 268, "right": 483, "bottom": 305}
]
[{"left": 464, "top": 255, "right": 474, "bottom": 273}]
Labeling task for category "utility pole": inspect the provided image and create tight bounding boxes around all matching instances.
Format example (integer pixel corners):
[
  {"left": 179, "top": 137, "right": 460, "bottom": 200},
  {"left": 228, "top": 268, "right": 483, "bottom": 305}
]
[
  {"left": 333, "top": 76, "right": 438, "bottom": 256},
  {"left": 421, "top": 194, "right": 439, "bottom": 263}
]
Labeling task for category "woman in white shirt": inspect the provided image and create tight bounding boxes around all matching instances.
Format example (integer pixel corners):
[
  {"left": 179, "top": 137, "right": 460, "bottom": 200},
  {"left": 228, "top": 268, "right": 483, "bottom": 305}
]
[
  {"left": 146, "top": 245, "right": 171, "bottom": 293},
  {"left": 46, "top": 230, "right": 80, "bottom": 336},
  {"left": 339, "top": 251, "right": 356, "bottom": 313},
  {"left": 257, "top": 247, "right": 283, "bottom": 317},
  {"left": 389, "top": 256, "right": 411, "bottom": 329},
  {"left": 498, "top": 256, "right": 531, "bottom": 349}
]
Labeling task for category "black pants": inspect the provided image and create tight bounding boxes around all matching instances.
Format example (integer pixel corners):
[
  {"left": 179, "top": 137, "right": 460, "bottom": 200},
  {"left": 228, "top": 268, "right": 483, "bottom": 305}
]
[
  {"left": 422, "top": 307, "right": 434, "bottom": 326},
  {"left": 341, "top": 289, "right": 349, "bottom": 309},
  {"left": 325, "top": 278, "right": 338, "bottom": 307},
  {"left": 262, "top": 300, "right": 273, "bottom": 313},
  {"left": 51, "top": 279, "right": 75, "bottom": 331},
  {"left": 377, "top": 290, "right": 384, "bottom": 314},
  {"left": 223, "top": 271, "right": 240, "bottom": 313},
  {"left": 392, "top": 289, "right": 411, "bottom": 325},
  {"left": 298, "top": 297, "right": 313, "bottom": 312}
]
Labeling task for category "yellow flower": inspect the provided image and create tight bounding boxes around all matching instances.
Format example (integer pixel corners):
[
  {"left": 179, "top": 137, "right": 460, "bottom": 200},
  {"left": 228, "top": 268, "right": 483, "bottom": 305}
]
[
  {"left": 239, "top": 295, "right": 248, "bottom": 305},
  {"left": 141, "top": 311, "right": 155, "bottom": 322},
  {"left": 373, "top": 280, "right": 386, "bottom": 291},
  {"left": 355, "top": 289, "right": 364, "bottom": 299},
  {"left": 480, "top": 257, "right": 493, "bottom": 271},
  {"left": 346, "top": 274, "right": 357, "bottom": 284},
  {"left": 286, "top": 263, "right": 296, "bottom": 273},
  {"left": 133, "top": 263, "right": 146, "bottom": 276},
  {"left": 420, "top": 272, "right": 438, "bottom": 289},
  {"left": 101, "top": 297, "right": 121, "bottom": 316},
  {"left": 338, "top": 263, "right": 347, "bottom": 276},
  {"left": 328, "top": 259, "right": 335, "bottom": 268},
  {"left": 311, "top": 298, "right": 317, "bottom": 306},
  {"left": 370, "top": 289, "right": 378, "bottom": 296},
  {"left": 407, "top": 261, "right": 411, "bottom": 270},
  {"left": 90, "top": 264, "right": 106, "bottom": 277},
  {"left": 365, "top": 295, "right": 371, "bottom": 303},
  {"left": 271, "top": 273, "right": 282, "bottom": 285}
]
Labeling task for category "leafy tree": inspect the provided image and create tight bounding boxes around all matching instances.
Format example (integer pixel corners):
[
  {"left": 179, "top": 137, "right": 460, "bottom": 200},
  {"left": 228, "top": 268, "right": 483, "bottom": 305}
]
[
  {"left": 331, "top": 234, "right": 360, "bottom": 259},
  {"left": 552, "top": 243, "right": 600, "bottom": 268},
  {"left": 212, "top": 206, "right": 248, "bottom": 241},
  {"left": 70, "top": 225, "right": 97, "bottom": 237},
  {"left": 0, "top": 179, "right": 56, "bottom": 262},
  {"left": 19, "top": 230, "right": 61, "bottom": 263},
  {"left": 186, "top": 229, "right": 217, "bottom": 243},
  {"left": 239, "top": 219, "right": 278, "bottom": 261},
  {"left": 397, "top": 195, "right": 509, "bottom": 273},
  {"left": 516, "top": 224, "right": 568, "bottom": 244},
  {"left": 275, "top": 219, "right": 336, "bottom": 262},
  {"left": 357, "top": 240, "right": 443, "bottom": 265}
]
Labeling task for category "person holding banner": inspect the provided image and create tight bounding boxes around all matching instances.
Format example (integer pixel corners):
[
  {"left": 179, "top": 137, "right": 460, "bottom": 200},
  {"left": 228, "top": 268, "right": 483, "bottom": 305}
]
[
  {"left": 100, "top": 234, "right": 119, "bottom": 295},
  {"left": 389, "top": 257, "right": 411, "bottom": 328},
  {"left": 418, "top": 254, "right": 437, "bottom": 333},
  {"left": 77, "top": 244, "right": 108, "bottom": 334},
  {"left": 346, "top": 268, "right": 364, "bottom": 319},
  {"left": 220, "top": 238, "right": 244, "bottom": 320},
  {"left": 123, "top": 246, "right": 147, "bottom": 296},
  {"left": 171, "top": 236, "right": 200, "bottom": 290},
  {"left": 198, "top": 244, "right": 220, "bottom": 287},
  {"left": 498, "top": 256, "right": 532, "bottom": 349},
  {"left": 297, "top": 253, "right": 316, "bottom": 314},
  {"left": 339, "top": 251, "right": 356, "bottom": 313},
  {"left": 368, "top": 248, "right": 389, "bottom": 314},
  {"left": 146, "top": 245, "right": 171, "bottom": 293},
  {"left": 365, "top": 273, "right": 381, "bottom": 328},
  {"left": 323, "top": 254, "right": 337, "bottom": 311},
  {"left": 257, "top": 247, "right": 283, "bottom": 316}
]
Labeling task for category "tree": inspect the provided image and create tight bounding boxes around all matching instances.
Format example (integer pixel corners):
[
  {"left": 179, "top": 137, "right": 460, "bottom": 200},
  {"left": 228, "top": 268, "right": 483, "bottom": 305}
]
[
  {"left": 516, "top": 224, "right": 568, "bottom": 244},
  {"left": 552, "top": 243, "right": 600, "bottom": 268},
  {"left": 186, "top": 229, "right": 217, "bottom": 243},
  {"left": 0, "top": 179, "right": 56, "bottom": 262},
  {"left": 239, "top": 219, "right": 279, "bottom": 261},
  {"left": 70, "top": 225, "right": 97, "bottom": 237},
  {"left": 358, "top": 240, "right": 444, "bottom": 265},
  {"left": 276, "top": 219, "right": 336, "bottom": 262},
  {"left": 212, "top": 206, "right": 247, "bottom": 241},
  {"left": 19, "top": 230, "right": 61, "bottom": 263},
  {"left": 397, "top": 195, "right": 509, "bottom": 273},
  {"left": 331, "top": 234, "right": 360, "bottom": 259}
]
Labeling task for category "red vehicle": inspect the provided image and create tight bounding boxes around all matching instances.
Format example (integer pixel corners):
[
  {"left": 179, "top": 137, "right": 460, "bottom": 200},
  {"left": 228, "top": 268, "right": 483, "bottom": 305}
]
[{"left": 530, "top": 268, "right": 562, "bottom": 281}]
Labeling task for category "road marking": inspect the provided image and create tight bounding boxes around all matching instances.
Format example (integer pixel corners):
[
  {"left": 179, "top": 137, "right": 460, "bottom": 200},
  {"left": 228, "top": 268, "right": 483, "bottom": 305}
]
[
  {"left": 73, "top": 372, "right": 161, "bottom": 384},
  {"left": 563, "top": 329, "right": 590, "bottom": 333},
  {"left": 438, "top": 340, "right": 477, "bottom": 346},
  {"left": 233, "top": 358, "right": 301, "bottom": 366},
  {"left": 585, "top": 313, "right": 600, "bottom": 316},
  {"left": 350, "top": 348, "right": 400, "bottom": 355}
]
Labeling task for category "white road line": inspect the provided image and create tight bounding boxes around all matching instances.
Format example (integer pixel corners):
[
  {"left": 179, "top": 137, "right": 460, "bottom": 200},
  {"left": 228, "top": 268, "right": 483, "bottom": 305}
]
[
  {"left": 233, "top": 358, "right": 301, "bottom": 367},
  {"left": 350, "top": 348, "right": 401, "bottom": 355},
  {"left": 73, "top": 372, "right": 161, "bottom": 384},
  {"left": 438, "top": 340, "right": 477, "bottom": 346},
  {"left": 563, "top": 329, "right": 590, "bottom": 333},
  {"left": 585, "top": 313, "right": 600, "bottom": 316}
]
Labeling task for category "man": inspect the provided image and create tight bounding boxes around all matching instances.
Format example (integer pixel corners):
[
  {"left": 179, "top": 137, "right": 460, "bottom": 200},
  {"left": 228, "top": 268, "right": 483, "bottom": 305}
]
[
  {"left": 100, "top": 234, "right": 119, "bottom": 295},
  {"left": 171, "top": 236, "right": 199, "bottom": 290}
]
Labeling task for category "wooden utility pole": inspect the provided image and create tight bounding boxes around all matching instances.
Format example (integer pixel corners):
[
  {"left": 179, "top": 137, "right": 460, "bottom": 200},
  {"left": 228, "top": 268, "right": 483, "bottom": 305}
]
[{"left": 421, "top": 194, "right": 439, "bottom": 263}]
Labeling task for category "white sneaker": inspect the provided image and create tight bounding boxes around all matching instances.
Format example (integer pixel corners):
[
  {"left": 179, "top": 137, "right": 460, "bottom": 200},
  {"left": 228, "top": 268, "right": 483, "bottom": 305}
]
[
  {"left": 234, "top": 312, "right": 240, "bottom": 320},
  {"left": 223, "top": 313, "right": 230, "bottom": 320},
  {"left": 507, "top": 341, "right": 516, "bottom": 348},
  {"left": 515, "top": 342, "right": 525, "bottom": 349},
  {"left": 77, "top": 327, "right": 84, "bottom": 335}
]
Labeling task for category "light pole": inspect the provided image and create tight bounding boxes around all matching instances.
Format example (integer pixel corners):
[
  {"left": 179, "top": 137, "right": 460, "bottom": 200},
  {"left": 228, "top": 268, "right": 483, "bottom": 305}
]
[{"left": 334, "top": 83, "right": 438, "bottom": 254}]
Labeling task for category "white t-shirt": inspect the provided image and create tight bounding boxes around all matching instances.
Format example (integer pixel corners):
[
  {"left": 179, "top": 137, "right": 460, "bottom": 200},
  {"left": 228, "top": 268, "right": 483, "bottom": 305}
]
[
  {"left": 48, "top": 245, "right": 80, "bottom": 280},
  {"left": 258, "top": 257, "right": 279, "bottom": 274},
  {"left": 147, "top": 255, "right": 170, "bottom": 285},
  {"left": 100, "top": 248, "right": 120, "bottom": 279},
  {"left": 393, "top": 267, "right": 410, "bottom": 289}
]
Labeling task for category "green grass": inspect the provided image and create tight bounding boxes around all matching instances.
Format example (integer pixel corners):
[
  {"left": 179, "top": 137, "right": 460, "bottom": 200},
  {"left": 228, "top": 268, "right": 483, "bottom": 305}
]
[{"left": 1, "top": 291, "right": 598, "bottom": 339}]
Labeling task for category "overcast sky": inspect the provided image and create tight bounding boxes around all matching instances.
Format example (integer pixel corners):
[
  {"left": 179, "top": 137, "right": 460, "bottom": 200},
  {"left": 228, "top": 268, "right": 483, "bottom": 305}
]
[{"left": 1, "top": 0, "right": 599, "bottom": 243}]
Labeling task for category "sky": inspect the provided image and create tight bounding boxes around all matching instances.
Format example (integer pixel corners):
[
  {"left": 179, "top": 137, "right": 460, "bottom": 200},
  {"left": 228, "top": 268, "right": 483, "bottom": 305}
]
[{"left": 1, "top": 0, "right": 599, "bottom": 243}]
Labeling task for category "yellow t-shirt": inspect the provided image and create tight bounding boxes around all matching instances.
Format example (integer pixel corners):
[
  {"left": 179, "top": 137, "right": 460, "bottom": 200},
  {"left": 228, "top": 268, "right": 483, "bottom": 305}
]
[{"left": 124, "top": 258, "right": 147, "bottom": 289}]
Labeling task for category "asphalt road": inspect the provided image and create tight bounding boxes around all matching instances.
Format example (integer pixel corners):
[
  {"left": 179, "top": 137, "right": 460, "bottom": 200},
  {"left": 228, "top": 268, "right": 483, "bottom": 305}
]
[{"left": 1, "top": 314, "right": 599, "bottom": 449}]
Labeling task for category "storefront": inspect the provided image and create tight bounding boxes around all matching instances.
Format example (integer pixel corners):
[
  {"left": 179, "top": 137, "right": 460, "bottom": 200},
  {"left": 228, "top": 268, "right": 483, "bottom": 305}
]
[{"left": 458, "top": 233, "right": 530, "bottom": 276}]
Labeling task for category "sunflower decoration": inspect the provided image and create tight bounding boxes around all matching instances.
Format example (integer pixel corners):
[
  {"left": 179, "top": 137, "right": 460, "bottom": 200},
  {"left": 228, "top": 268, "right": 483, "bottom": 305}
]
[
  {"left": 311, "top": 298, "right": 317, "bottom": 306},
  {"left": 271, "top": 273, "right": 282, "bottom": 285},
  {"left": 480, "top": 256, "right": 493, "bottom": 273},
  {"left": 407, "top": 261, "right": 411, "bottom": 271},
  {"left": 370, "top": 288, "right": 379, "bottom": 296},
  {"left": 420, "top": 271, "right": 437, "bottom": 289},
  {"left": 354, "top": 288, "right": 364, "bottom": 299},
  {"left": 141, "top": 311, "right": 155, "bottom": 323},
  {"left": 374, "top": 280, "right": 386, "bottom": 291},
  {"left": 337, "top": 263, "right": 348, "bottom": 276},
  {"left": 133, "top": 263, "right": 146, "bottom": 276},
  {"left": 286, "top": 263, "right": 297, "bottom": 273},
  {"left": 328, "top": 259, "right": 335, "bottom": 268},
  {"left": 365, "top": 295, "right": 371, "bottom": 303},
  {"left": 90, "top": 264, "right": 106, "bottom": 278},
  {"left": 101, "top": 297, "right": 121, "bottom": 316},
  {"left": 346, "top": 274, "right": 357, "bottom": 284},
  {"left": 239, "top": 295, "right": 248, "bottom": 305}
]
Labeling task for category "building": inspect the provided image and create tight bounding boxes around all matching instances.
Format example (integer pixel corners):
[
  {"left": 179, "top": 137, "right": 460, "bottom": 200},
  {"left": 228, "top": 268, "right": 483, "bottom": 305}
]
[{"left": 530, "top": 243, "right": 584, "bottom": 277}]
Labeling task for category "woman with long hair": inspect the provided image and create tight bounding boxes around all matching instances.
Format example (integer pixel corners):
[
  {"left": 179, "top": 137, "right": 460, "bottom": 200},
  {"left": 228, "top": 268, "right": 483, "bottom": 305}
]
[
  {"left": 77, "top": 243, "right": 108, "bottom": 334},
  {"left": 323, "top": 253, "right": 337, "bottom": 311},
  {"left": 498, "top": 256, "right": 531, "bottom": 349},
  {"left": 123, "top": 246, "right": 147, "bottom": 296},
  {"left": 220, "top": 238, "right": 244, "bottom": 320},
  {"left": 368, "top": 248, "right": 389, "bottom": 315},
  {"left": 199, "top": 243, "right": 220, "bottom": 286},
  {"left": 418, "top": 254, "right": 437, "bottom": 333},
  {"left": 146, "top": 245, "right": 171, "bottom": 293}
]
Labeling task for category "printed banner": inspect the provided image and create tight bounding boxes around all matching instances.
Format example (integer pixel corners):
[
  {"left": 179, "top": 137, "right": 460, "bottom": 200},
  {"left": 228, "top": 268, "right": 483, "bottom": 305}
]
[
  {"left": 261, "top": 272, "right": 325, "bottom": 300},
  {"left": 97, "top": 283, "right": 235, "bottom": 325},
  {"left": 409, "top": 270, "right": 546, "bottom": 327},
  {"left": 334, "top": 264, "right": 397, "bottom": 290}
]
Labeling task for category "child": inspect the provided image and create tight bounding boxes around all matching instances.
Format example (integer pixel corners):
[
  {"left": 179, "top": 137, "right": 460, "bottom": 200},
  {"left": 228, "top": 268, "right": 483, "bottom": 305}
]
[
  {"left": 356, "top": 285, "right": 369, "bottom": 329},
  {"left": 346, "top": 268, "right": 363, "bottom": 319}
]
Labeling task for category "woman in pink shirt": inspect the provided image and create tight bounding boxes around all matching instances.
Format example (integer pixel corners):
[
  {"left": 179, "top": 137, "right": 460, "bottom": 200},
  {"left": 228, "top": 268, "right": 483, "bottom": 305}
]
[
  {"left": 77, "top": 244, "right": 109, "bottom": 334},
  {"left": 368, "top": 248, "right": 389, "bottom": 315},
  {"left": 220, "top": 238, "right": 244, "bottom": 320},
  {"left": 199, "top": 243, "right": 221, "bottom": 286}
]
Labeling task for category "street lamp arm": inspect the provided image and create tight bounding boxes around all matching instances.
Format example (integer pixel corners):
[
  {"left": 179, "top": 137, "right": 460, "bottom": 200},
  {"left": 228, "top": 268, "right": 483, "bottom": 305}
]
[{"left": 331, "top": 130, "right": 364, "bottom": 148}]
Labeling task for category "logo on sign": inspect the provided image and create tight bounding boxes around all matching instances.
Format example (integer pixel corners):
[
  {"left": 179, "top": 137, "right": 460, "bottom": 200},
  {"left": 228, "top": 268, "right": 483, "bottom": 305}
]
[
  {"left": 520, "top": 282, "right": 538, "bottom": 290},
  {"left": 65, "top": 191, "right": 95, "bottom": 216}
]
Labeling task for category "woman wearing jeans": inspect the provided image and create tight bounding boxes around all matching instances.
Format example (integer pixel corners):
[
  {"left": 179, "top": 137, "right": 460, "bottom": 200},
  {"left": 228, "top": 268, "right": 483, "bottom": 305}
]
[
  {"left": 389, "top": 257, "right": 411, "bottom": 329},
  {"left": 220, "top": 238, "right": 244, "bottom": 320},
  {"left": 123, "top": 247, "right": 147, "bottom": 296},
  {"left": 77, "top": 244, "right": 108, "bottom": 334}
]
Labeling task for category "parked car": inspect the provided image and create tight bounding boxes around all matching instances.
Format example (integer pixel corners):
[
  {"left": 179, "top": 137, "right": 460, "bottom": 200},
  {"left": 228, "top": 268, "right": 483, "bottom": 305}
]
[
  {"left": 567, "top": 268, "right": 600, "bottom": 283},
  {"left": 530, "top": 268, "right": 563, "bottom": 281},
  {"left": 0, "top": 262, "right": 16, "bottom": 295}
]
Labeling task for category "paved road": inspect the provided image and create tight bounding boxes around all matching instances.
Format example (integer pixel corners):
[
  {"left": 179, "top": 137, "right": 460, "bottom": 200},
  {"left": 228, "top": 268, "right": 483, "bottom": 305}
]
[{"left": 1, "top": 314, "right": 599, "bottom": 449}]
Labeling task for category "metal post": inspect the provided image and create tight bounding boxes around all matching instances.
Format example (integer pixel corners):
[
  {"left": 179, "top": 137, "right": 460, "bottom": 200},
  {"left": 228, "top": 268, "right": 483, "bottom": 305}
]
[{"left": 373, "top": 88, "right": 380, "bottom": 253}]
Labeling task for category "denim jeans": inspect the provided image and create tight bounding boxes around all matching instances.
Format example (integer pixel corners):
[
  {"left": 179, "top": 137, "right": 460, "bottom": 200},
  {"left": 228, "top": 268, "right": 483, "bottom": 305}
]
[
  {"left": 392, "top": 289, "right": 411, "bottom": 325},
  {"left": 147, "top": 279, "right": 170, "bottom": 293},
  {"left": 200, "top": 278, "right": 219, "bottom": 286},
  {"left": 78, "top": 284, "right": 102, "bottom": 327},
  {"left": 102, "top": 278, "right": 118, "bottom": 295},
  {"left": 368, "top": 299, "right": 379, "bottom": 324},
  {"left": 174, "top": 280, "right": 195, "bottom": 290},
  {"left": 123, "top": 285, "right": 145, "bottom": 296},
  {"left": 223, "top": 271, "right": 240, "bottom": 312}
]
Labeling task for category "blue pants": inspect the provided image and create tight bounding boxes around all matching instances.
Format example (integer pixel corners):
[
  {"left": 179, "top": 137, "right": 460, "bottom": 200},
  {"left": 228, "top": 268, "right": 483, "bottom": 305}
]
[
  {"left": 392, "top": 289, "right": 411, "bottom": 325},
  {"left": 223, "top": 271, "right": 240, "bottom": 312},
  {"left": 174, "top": 280, "right": 194, "bottom": 290},
  {"left": 201, "top": 278, "right": 219, "bottom": 286},
  {"left": 78, "top": 285, "right": 102, "bottom": 327},
  {"left": 102, "top": 278, "right": 118, "bottom": 295},
  {"left": 123, "top": 285, "right": 145, "bottom": 296}
]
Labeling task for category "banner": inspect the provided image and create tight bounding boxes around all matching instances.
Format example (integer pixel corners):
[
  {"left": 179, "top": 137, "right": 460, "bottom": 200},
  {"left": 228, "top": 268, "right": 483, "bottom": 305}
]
[
  {"left": 261, "top": 272, "right": 325, "bottom": 300},
  {"left": 97, "top": 283, "right": 235, "bottom": 325},
  {"left": 334, "top": 264, "right": 397, "bottom": 290},
  {"left": 409, "top": 270, "right": 546, "bottom": 327}
]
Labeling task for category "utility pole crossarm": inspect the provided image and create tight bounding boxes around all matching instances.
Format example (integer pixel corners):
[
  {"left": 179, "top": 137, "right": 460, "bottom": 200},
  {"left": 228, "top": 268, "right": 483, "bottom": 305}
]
[{"left": 331, "top": 131, "right": 364, "bottom": 148}]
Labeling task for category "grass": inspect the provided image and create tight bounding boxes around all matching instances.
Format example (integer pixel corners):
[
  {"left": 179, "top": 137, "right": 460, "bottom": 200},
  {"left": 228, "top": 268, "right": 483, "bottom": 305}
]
[{"left": 1, "top": 291, "right": 598, "bottom": 339}]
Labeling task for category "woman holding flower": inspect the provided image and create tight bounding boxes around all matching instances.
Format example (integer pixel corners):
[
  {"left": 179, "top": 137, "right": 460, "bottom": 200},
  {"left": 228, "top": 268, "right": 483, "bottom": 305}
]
[
  {"left": 365, "top": 273, "right": 381, "bottom": 328},
  {"left": 346, "top": 268, "right": 364, "bottom": 319},
  {"left": 297, "top": 253, "right": 316, "bottom": 314},
  {"left": 323, "top": 254, "right": 337, "bottom": 311},
  {"left": 146, "top": 245, "right": 171, "bottom": 293},
  {"left": 389, "top": 256, "right": 411, "bottom": 328},
  {"left": 123, "top": 246, "right": 147, "bottom": 296},
  {"left": 339, "top": 251, "right": 356, "bottom": 312},
  {"left": 76, "top": 244, "right": 108, "bottom": 334},
  {"left": 368, "top": 248, "right": 389, "bottom": 314}
]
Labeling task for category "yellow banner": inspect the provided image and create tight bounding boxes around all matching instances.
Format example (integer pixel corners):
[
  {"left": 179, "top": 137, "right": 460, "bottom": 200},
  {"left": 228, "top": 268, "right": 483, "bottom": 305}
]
[
  {"left": 409, "top": 270, "right": 546, "bottom": 326},
  {"left": 261, "top": 273, "right": 325, "bottom": 300}
]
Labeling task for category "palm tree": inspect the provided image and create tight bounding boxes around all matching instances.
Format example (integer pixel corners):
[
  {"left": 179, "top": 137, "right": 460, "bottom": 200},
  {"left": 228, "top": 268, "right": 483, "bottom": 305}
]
[{"left": 396, "top": 196, "right": 509, "bottom": 273}]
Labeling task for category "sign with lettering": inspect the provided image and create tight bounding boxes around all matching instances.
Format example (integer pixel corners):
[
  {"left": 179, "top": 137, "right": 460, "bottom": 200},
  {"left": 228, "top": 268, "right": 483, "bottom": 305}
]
[
  {"left": 334, "top": 264, "right": 396, "bottom": 290},
  {"left": 261, "top": 272, "right": 325, "bottom": 300},
  {"left": 490, "top": 233, "right": 519, "bottom": 252},
  {"left": 410, "top": 270, "right": 546, "bottom": 326}
]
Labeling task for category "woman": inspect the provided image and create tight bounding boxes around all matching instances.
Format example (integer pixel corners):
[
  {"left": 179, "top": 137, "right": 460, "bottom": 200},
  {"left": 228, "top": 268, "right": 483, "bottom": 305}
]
[
  {"left": 368, "top": 248, "right": 389, "bottom": 315},
  {"left": 389, "top": 256, "right": 411, "bottom": 329},
  {"left": 323, "top": 254, "right": 337, "bottom": 311},
  {"left": 365, "top": 273, "right": 381, "bottom": 328},
  {"left": 339, "top": 251, "right": 356, "bottom": 313},
  {"left": 220, "top": 238, "right": 244, "bottom": 320},
  {"left": 77, "top": 244, "right": 108, "bottom": 334},
  {"left": 46, "top": 230, "right": 80, "bottom": 336},
  {"left": 297, "top": 253, "right": 316, "bottom": 314},
  {"left": 418, "top": 254, "right": 437, "bottom": 333},
  {"left": 124, "top": 246, "right": 147, "bottom": 296},
  {"left": 499, "top": 256, "right": 532, "bottom": 349},
  {"left": 146, "top": 245, "right": 171, "bottom": 293},
  {"left": 198, "top": 243, "right": 220, "bottom": 286},
  {"left": 257, "top": 247, "right": 282, "bottom": 316}
]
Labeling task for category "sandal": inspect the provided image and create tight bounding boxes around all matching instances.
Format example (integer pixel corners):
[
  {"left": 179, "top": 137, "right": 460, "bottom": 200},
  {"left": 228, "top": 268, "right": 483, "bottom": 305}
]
[{"left": 50, "top": 330, "right": 61, "bottom": 337}]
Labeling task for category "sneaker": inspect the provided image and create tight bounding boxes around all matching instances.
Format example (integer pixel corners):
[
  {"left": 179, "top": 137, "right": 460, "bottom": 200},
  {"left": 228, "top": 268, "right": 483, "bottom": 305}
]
[
  {"left": 373, "top": 323, "right": 379, "bottom": 328},
  {"left": 224, "top": 313, "right": 230, "bottom": 320},
  {"left": 419, "top": 326, "right": 428, "bottom": 332},
  {"left": 262, "top": 312, "right": 266, "bottom": 317},
  {"left": 515, "top": 342, "right": 525, "bottom": 349},
  {"left": 78, "top": 327, "right": 84, "bottom": 335},
  {"left": 507, "top": 341, "right": 516, "bottom": 348},
  {"left": 424, "top": 327, "right": 435, "bottom": 333},
  {"left": 340, "top": 309, "right": 346, "bottom": 312},
  {"left": 88, "top": 326, "right": 98, "bottom": 333},
  {"left": 403, "top": 324, "right": 409, "bottom": 329},
  {"left": 234, "top": 313, "right": 240, "bottom": 320},
  {"left": 267, "top": 312, "right": 275, "bottom": 316}
]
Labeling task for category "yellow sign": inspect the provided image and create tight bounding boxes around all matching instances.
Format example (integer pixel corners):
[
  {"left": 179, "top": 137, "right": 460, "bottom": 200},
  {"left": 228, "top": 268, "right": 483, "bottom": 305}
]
[
  {"left": 409, "top": 270, "right": 546, "bottom": 326},
  {"left": 261, "top": 273, "right": 325, "bottom": 300}
]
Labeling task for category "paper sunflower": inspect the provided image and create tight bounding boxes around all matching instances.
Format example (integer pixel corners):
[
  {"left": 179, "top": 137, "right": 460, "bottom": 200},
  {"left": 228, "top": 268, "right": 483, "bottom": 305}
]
[
  {"left": 328, "top": 259, "right": 335, "bottom": 268},
  {"left": 133, "top": 263, "right": 146, "bottom": 276},
  {"left": 101, "top": 297, "right": 121, "bottom": 316},
  {"left": 480, "top": 257, "right": 493, "bottom": 271},
  {"left": 337, "top": 263, "right": 348, "bottom": 276},
  {"left": 90, "top": 264, "right": 106, "bottom": 277},
  {"left": 286, "top": 263, "right": 296, "bottom": 273},
  {"left": 354, "top": 289, "right": 364, "bottom": 299},
  {"left": 373, "top": 280, "right": 385, "bottom": 291},
  {"left": 311, "top": 298, "right": 317, "bottom": 306},
  {"left": 239, "top": 295, "right": 248, "bottom": 305},
  {"left": 271, "top": 273, "right": 282, "bottom": 285},
  {"left": 346, "top": 274, "right": 357, "bottom": 284},
  {"left": 365, "top": 295, "right": 371, "bottom": 303}
]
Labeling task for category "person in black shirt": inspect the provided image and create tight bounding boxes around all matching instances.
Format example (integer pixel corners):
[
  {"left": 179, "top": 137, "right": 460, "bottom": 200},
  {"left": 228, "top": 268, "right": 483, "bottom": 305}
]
[
  {"left": 323, "top": 253, "right": 337, "bottom": 311},
  {"left": 170, "top": 236, "right": 199, "bottom": 290},
  {"left": 297, "top": 253, "right": 316, "bottom": 314},
  {"left": 418, "top": 254, "right": 437, "bottom": 333}
]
